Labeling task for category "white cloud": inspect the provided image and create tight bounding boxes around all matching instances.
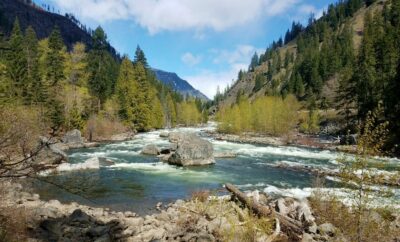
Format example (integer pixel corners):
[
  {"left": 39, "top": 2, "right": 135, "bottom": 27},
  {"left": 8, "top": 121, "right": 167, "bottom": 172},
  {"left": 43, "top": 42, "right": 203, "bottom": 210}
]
[
  {"left": 184, "top": 45, "right": 263, "bottom": 99},
  {"left": 50, "top": 0, "right": 308, "bottom": 34},
  {"left": 181, "top": 52, "right": 202, "bottom": 67}
]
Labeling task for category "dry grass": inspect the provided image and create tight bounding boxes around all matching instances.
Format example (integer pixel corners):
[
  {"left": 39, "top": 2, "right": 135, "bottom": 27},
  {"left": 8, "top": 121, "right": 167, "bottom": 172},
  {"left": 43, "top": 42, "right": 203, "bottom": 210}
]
[
  {"left": 84, "top": 114, "right": 128, "bottom": 141},
  {"left": 310, "top": 188, "right": 400, "bottom": 242},
  {"left": 191, "top": 190, "right": 211, "bottom": 203},
  {"left": 183, "top": 195, "right": 273, "bottom": 242},
  {"left": 0, "top": 183, "right": 30, "bottom": 242}
]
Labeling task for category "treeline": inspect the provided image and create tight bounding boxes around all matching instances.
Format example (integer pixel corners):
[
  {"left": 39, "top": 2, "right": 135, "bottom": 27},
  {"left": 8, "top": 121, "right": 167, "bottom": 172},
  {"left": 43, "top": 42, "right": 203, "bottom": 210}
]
[
  {"left": 0, "top": 19, "right": 207, "bottom": 139},
  {"left": 217, "top": 95, "right": 299, "bottom": 136}
]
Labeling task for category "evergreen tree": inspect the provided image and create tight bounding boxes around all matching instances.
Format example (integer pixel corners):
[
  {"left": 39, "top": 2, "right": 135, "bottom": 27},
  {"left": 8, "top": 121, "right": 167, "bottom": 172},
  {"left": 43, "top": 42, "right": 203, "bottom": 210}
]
[
  {"left": 134, "top": 62, "right": 152, "bottom": 131},
  {"left": 115, "top": 57, "right": 137, "bottom": 124},
  {"left": 249, "top": 52, "right": 259, "bottom": 71},
  {"left": 355, "top": 13, "right": 377, "bottom": 119},
  {"left": 46, "top": 26, "right": 65, "bottom": 86},
  {"left": 87, "top": 26, "right": 118, "bottom": 108},
  {"left": 134, "top": 45, "right": 148, "bottom": 68},
  {"left": 24, "top": 26, "right": 41, "bottom": 105},
  {"left": 7, "top": 18, "right": 27, "bottom": 99}
]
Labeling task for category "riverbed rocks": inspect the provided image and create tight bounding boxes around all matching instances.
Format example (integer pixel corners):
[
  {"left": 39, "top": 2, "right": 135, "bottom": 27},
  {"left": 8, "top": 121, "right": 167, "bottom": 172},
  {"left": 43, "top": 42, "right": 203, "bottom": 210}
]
[
  {"left": 141, "top": 144, "right": 161, "bottom": 155},
  {"left": 168, "top": 133, "right": 215, "bottom": 166}
]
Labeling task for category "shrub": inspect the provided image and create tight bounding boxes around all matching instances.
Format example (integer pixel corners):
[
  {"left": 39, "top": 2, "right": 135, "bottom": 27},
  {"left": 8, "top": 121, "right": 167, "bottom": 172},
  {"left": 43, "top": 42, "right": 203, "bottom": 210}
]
[
  {"left": 217, "top": 95, "right": 300, "bottom": 136},
  {"left": 84, "top": 114, "right": 128, "bottom": 141}
]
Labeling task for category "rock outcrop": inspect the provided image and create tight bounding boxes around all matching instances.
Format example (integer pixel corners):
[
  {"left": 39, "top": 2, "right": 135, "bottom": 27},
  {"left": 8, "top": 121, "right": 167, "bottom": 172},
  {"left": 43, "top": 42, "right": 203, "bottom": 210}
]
[{"left": 167, "top": 133, "right": 215, "bottom": 166}]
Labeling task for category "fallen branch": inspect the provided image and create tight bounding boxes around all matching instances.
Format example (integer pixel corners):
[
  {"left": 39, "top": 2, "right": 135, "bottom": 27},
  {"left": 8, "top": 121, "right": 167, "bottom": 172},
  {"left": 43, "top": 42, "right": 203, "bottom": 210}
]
[{"left": 224, "top": 183, "right": 303, "bottom": 240}]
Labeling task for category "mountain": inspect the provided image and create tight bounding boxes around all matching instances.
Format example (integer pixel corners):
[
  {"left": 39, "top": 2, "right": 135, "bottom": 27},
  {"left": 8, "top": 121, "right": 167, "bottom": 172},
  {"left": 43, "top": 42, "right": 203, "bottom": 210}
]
[
  {"left": 0, "top": 0, "right": 118, "bottom": 56},
  {"left": 153, "top": 69, "right": 209, "bottom": 101}
]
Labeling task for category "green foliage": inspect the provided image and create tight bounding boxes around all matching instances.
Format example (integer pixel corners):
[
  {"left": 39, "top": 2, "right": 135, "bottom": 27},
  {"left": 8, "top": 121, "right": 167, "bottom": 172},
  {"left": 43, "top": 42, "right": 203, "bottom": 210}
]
[
  {"left": 6, "top": 18, "right": 27, "bottom": 100},
  {"left": 46, "top": 26, "right": 65, "bottom": 86},
  {"left": 87, "top": 27, "right": 119, "bottom": 107},
  {"left": 217, "top": 95, "right": 300, "bottom": 136},
  {"left": 177, "top": 99, "right": 203, "bottom": 126}
]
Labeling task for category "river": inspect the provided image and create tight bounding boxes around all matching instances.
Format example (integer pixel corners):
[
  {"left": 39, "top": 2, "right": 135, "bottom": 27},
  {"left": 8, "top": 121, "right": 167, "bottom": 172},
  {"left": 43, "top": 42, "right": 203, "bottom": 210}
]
[{"left": 33, "top": 123, "right": 400, "bottom": 214}]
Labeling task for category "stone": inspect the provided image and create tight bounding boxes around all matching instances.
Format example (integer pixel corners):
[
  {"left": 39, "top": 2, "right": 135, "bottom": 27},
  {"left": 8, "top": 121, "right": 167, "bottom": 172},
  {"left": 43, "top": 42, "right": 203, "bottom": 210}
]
[
  {"left": 302, "top": 233, "right": 316, "bottom": 242},
  {"left": 62, "top": 129, "right": 84, "bottom": 144},
  {"left": 69, "top": 209, "right": 91, "bottom": 224},
  {"left": 87, "top": 226, "right": 109, "bottom": 237},
  {"left": 141, "top": 144, "right": 161, "bottom": 156},
  {"left": 37, "top": 138, "right": 68, "bottom": 165},
  {"left": 141, "top": 228, "right": 165, "bottom": 241},
  {"left": 124, "top": 211, "right": 136, "bottom": 218},
  {"left": 168, "top": 133, "right": 215, "bottom": 166},
  {"left": 318, "top": 223, "right": 336, "bottom": 237},
  {"left": 340, "top": 134, "right": 357, "bottom": 145},
  {"left": 159, "top": 132, "right": 169, "bottom": 138},
  {"left": 98, "top": 157, "right": 115, "bottom": 166},
  {"left": 214, "top": 152, "right": 237, "bottom": 158},
  {"left": 168, "top": 132, "right": 186, "bottom": 143}
]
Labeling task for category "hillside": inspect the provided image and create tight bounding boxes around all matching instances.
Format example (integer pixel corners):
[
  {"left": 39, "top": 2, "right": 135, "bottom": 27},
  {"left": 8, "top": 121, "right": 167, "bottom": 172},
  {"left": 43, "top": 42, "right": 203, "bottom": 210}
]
[
  {"left": 215, "top": 0, "right": 400, "bottom": 155},
  {"left": 217, "top": 0, "right": 386, "bottom": 108},
  {"left": 0, "top": 0, "right": 118, "bottom": 56},
  {"left": 153, "top": 69, "right": 209, "bottom": 101}
]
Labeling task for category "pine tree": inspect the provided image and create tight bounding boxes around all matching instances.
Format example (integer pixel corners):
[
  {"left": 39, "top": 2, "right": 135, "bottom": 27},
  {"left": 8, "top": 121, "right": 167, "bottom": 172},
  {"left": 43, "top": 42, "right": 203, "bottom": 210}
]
[
  {"left": 134, "top": 62, "right": 152, "bottom": 131},
  {"left": 67, "top": 101, "right": 84, "bottom": 130},
  {"left": 24, "top": 26, "right": 41, "bottom": 105},
  {"left": 355, "top": 13, "right": 377, "bottom": 119},
  {"left": 7, "top": 18, "right": 27, "bottom": 99},
  {"left": 249, "top": 52, "right": 259, "bottom": 71},
  {"left": 134, "top": 45, "right": 148, "bottom": 68},
  {"left": 87, "top": 27, "right": 118, "bottom": 108},
  {"left": 46, "top": 26, "right": 65, "bottom": 86}
]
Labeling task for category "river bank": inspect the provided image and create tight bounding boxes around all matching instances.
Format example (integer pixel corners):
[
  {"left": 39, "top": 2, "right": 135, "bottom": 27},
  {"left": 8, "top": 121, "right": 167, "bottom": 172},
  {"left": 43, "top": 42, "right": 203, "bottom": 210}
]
[{"left": 2, "top": 179, "right": 374, "bottom": 242}]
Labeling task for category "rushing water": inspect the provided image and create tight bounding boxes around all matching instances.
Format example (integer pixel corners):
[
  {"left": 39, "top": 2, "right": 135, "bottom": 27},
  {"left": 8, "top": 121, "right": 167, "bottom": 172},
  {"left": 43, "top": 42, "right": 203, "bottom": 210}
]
[{"left": 34, "top": 123, "right": 400, "bottom": 214}]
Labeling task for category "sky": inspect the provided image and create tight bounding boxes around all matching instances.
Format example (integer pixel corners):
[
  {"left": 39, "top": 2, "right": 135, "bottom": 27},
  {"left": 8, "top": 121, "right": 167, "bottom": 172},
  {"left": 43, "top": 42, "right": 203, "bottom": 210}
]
[{"left": 37, "top": 0, "right": 336, "bottom": 99}]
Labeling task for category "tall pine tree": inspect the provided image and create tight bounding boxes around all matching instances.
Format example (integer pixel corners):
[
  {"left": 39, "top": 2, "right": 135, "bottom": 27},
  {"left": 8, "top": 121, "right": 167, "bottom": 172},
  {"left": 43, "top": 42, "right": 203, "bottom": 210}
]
[{"left": 7, "top": 18, "right": 27, "bottom": 100}]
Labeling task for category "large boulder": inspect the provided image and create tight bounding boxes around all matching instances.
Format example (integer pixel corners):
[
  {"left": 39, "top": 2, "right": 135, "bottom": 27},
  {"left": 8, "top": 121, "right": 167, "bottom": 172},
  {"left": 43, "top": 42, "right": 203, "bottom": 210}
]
[
  {"left": 62, "top": 129, "right": 84, "bottom": 144},
  {"left": 168, "top": 133, "right": 214, "bottom": 166},
  {"left": 37, "top": 137, "right": 68, "bottom": 165},
  {"left": 141, "top": 144, "right": 160, "bottom": 156}
]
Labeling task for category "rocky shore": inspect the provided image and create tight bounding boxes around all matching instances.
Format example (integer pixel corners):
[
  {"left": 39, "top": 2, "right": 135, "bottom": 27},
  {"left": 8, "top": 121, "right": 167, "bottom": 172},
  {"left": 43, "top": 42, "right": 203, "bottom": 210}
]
[
  {"left": 206, "top": 131, "right": 359, "bottom": 154},
  {"left": 5, "top": 179, "right": 394, "bottom": 242}
]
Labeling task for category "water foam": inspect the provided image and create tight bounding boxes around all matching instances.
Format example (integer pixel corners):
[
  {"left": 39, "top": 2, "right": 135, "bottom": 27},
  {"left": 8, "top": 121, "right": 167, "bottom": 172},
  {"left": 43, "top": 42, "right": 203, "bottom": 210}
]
[{"left": 56, "top": 157, "right": 100, "bottom": 172}]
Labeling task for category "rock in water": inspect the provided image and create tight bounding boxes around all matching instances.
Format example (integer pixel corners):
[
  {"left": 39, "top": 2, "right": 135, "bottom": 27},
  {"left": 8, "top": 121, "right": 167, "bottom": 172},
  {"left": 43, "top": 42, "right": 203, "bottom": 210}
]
[
  {"left": 141, "top": 144, "right": 161, "bottom": 155},
  {"left": 62, "top": 129, "right": 84, "bottom": 144},
  {"left": 168, "top": 133, "right": 215, "bottom": 166}
]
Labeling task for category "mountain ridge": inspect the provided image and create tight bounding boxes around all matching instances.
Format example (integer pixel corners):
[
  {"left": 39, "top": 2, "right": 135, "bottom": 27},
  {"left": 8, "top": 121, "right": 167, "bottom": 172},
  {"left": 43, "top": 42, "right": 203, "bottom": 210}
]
[{"left": 152, "top": 69, "right": 209, "bottom": 101}]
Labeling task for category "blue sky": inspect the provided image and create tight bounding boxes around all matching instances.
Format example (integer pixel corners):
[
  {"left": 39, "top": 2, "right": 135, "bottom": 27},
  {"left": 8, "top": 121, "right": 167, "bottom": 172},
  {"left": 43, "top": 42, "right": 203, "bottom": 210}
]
[{"left": 37, "top": 0, "right": 336, "bottom": 98}]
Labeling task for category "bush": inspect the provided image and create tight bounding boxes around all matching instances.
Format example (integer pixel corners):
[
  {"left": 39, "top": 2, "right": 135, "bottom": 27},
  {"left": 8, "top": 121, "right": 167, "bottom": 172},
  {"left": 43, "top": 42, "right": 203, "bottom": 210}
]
[{"left": 84, "top": 114, "right": 128, "bottom": 141}]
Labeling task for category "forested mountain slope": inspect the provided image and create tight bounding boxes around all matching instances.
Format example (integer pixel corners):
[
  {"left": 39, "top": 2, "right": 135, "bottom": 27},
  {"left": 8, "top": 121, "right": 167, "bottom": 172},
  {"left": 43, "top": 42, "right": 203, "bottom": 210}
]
[{"left": 215, "top": 0, "right": 400, "bottom": 155}]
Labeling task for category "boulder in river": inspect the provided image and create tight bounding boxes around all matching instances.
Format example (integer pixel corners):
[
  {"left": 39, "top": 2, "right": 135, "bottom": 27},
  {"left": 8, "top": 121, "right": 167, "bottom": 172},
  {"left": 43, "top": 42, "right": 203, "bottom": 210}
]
[
  {"left": 141, "top": 144, "right": 161, "bottom": 156},
  {"left": 168, "top": 133, "right": 215, "bottom": 166},
  {"left": 159, "top": 132, "right": 169, "bottom": 138},
  {"left": 37, "top": 137, "right": 68, "bottom": 166},
  {"left": 62, "top": 129, "right": 84, "bottom": 144}
]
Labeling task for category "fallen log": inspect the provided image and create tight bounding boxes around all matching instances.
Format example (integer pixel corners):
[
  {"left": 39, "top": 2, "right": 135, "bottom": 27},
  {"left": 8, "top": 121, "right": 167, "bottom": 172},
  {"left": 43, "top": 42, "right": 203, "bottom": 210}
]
[{"left": 224, "top": 183, "right": 303, "bottom": 240}]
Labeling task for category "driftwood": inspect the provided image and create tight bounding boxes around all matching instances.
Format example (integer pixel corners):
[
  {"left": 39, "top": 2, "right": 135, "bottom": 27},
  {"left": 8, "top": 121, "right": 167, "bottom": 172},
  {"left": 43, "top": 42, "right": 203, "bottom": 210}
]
[{"left": 224, "top": 183, "right": 303, "bottom": 240}]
